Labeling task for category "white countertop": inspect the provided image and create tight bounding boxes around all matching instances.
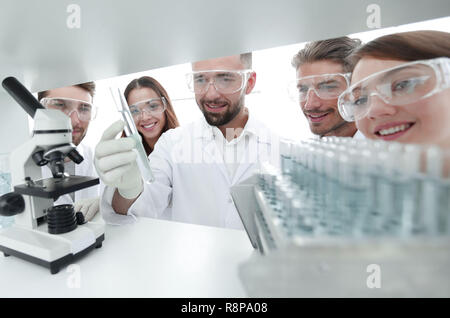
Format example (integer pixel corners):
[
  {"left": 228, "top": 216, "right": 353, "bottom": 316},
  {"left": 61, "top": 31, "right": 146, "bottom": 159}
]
[{"left": 0, "top": 217, "right": 254, "bottom": 298}]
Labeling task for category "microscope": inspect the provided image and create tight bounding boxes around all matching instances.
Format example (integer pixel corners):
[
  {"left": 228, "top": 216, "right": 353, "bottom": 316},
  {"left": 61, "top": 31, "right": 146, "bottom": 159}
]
[{"left": 0, "top": 77, "right": 105, "bottom": 274}]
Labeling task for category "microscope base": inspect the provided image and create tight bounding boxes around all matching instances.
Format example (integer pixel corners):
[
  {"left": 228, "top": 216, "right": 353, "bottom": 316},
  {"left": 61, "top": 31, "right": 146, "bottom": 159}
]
[{"left": 0, "top": 222, "right": 105, "bottom": 274}]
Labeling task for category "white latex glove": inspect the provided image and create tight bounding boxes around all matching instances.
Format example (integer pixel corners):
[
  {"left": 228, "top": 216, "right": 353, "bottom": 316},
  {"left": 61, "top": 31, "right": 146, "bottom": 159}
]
[
  {"left": 94, "top": 120, "right": 143, "bottom": 199},
  {"left": 74, "top": 197, "right": 100, "bottom": 221}
]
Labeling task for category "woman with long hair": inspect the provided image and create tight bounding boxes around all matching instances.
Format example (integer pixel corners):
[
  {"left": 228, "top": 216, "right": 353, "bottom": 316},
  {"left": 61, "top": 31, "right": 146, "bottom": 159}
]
[{"left": 123, "top": 76, "right": 180, "bottom": 156}]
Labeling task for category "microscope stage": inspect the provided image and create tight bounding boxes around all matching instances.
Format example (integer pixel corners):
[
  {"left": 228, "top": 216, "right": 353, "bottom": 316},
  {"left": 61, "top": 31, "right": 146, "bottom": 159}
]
[{"left": 14, "top": 176, "right": 99, "bottom": 200}]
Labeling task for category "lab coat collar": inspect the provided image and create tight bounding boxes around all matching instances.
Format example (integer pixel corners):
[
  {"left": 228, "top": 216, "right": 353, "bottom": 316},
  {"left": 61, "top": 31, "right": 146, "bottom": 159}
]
[
  {"left": 353, "top": 130, "right": 366, "bottom": 140},
  {"left": 229, "top": 113, "right": 277, "bottom": 185},
  {"left": 193, "top": 110, "right": 263, "bottom": 185},
  {"left": 310, "top": 129, "right": 366, "bottom": 140},
  {"left": 195, "top": 108, "right": 264, "bottom": 142},
  {"left": 193, "top": 110, "right": 278, "bottom": 185}
]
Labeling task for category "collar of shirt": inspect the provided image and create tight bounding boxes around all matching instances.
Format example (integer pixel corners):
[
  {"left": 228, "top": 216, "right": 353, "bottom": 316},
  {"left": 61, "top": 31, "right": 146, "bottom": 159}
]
[
  {"left": 311, "top": 130, "right": 366, "bottom": 140},
  {"left": 197, "top": 109, "right": 258, "bottom": 145},
  {"left": 353, "top": 130, "right": 366, "bottom": 140}
]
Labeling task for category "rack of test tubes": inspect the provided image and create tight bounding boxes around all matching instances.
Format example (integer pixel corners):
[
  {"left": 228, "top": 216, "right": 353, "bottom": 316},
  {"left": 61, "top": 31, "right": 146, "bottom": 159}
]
[
  {"left": 235, "top": 137, "right": 450, "bottom": 297},
  {"left": 253, "top": 137, "right": 450, "bottom": 251}
]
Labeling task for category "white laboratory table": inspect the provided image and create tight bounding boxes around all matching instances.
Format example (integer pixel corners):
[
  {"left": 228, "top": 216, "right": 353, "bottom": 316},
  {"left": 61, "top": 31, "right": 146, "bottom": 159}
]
[{"left": 0, "top": 217, "right": 254, "bottom": 298}]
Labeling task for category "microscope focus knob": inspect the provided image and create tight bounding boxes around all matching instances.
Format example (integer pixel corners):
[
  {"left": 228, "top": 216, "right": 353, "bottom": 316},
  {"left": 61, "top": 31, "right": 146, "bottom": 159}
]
[
  {"left": 0, "top": 192, "right": 25, "bottom": 216},
  {"left": 75, "top": 211, "right": 86, "bottom": 225}
]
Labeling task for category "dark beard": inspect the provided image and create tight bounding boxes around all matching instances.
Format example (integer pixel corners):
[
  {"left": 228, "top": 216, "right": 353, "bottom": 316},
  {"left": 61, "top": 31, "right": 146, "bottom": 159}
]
[
  {"left": 200, "top": 96, "right": 243, "bottom": 127},
  {"left": 72, "top": 129, "right": 86, "bottom": 146}
]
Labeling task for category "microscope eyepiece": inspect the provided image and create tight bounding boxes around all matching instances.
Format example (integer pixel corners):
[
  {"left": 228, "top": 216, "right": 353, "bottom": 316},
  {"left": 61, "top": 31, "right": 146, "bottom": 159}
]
[{"left": 2, "top": 77, "right": 45, "bottom": 118}]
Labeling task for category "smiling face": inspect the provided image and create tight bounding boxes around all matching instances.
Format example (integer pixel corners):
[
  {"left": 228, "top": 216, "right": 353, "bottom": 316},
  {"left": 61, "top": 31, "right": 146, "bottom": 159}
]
[
  {"left": 44, "top": 86, "right": 92, "bottom": 146},
  {"left": 192, "top": 55, "right": 255, "bottom": 127},
  {"left": 353, "top": 57, "right": 450, "bottom": 148},
  {"left": 296, "top": 60, "right": 356, "bottom": 137},
  {"left": 127, "top": 87, "right": 166, "bottom": 142}
]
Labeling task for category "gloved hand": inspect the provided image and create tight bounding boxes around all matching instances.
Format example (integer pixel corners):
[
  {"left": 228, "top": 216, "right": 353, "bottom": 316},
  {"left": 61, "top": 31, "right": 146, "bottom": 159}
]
[
  {"left": 74, "top": 197, "right": 100, "bottom": 221},
  {"left": 94, "top": 120, "right": 143, "bottom": 199}
]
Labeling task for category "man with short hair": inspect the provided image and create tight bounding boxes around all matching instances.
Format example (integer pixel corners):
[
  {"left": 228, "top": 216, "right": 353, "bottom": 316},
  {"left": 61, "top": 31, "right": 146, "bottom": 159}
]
[
  {"left": 94, "top": 53, "right": 279, "bottom": 229},
  {"left": 291, "top": 37, "right": 363, "bottom": 138},
  {"left": 38, "top": 82, "right": 101, "bottom": 221}
]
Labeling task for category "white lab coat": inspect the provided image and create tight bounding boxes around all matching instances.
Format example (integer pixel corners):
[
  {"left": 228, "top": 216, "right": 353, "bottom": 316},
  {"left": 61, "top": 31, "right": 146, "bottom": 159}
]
[
  {"left": 100, "top": 115, "right": 280, "bottom": 229},
  {"left": 353, "top": 130, "right": 366, "bottom": 140},
  {"left": 312, "top": 129, "right": 366, "bottom": 140},
  {"left": 41, "top": 143, "right": 101, "bottom": 205}
]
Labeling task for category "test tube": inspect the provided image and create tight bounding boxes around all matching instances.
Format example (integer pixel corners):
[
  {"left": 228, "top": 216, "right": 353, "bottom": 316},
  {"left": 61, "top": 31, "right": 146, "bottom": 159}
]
[
  {"left": 443, "top": 149, "right": 450, "bottom": 234},
  {"left": 280, "top": 139, "right": 293, "bottom": 176},
  {"left": 109, "top": 87, "right": 154, "bottom": 184},
  {"left": 400, "top": 144, "right": 422, "bottom": 236},
  {"left": 385, "top": 143, "right": 405, "bottom": 235},
  {"left": 422, "top": 146, "right": 444, "bottom": 234}
]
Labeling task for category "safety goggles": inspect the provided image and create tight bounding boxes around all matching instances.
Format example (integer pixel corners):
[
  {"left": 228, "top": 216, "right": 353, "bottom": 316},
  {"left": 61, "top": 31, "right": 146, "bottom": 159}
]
[
  {"left": 288, "top": 73, "right": 351, "bottom": 102},
  {"left": 186, "top": 69, "right": 252, "bottom": 94},
  {"left": 41, "top": 97, "right": 97, "bottom": 122},
  {"left": 128, "top": 97, "right": 167, "bottom": 120},
  {"left": 338, "top": 57, "right": 450, "bottom": 122}
]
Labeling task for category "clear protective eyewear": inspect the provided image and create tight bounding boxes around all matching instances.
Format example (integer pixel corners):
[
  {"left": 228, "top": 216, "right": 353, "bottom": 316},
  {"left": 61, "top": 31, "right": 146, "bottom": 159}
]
[
  {"left": 128, "top": 97, "right": 167, "bottom": 120},
  {"left": 288, "top": 73, "right": 351, "bottom": 102},
  {"left": 40, "top": 97, "right": 97, "bottom": 122},
  {"left": 338, "top": 57, "right": 450, "bottom": 122},
  {"left": 186, "top": 69, "right": 252, "bottom": 94}
]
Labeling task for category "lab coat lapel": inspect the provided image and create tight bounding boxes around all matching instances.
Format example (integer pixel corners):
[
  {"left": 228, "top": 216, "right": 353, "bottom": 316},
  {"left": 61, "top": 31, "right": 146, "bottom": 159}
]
[
  {"left": 230, "top": 114, "right": 261, "bottom": 185},
  {"left": 231, "top": 158, "right": 253, "bottom": 185}
]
